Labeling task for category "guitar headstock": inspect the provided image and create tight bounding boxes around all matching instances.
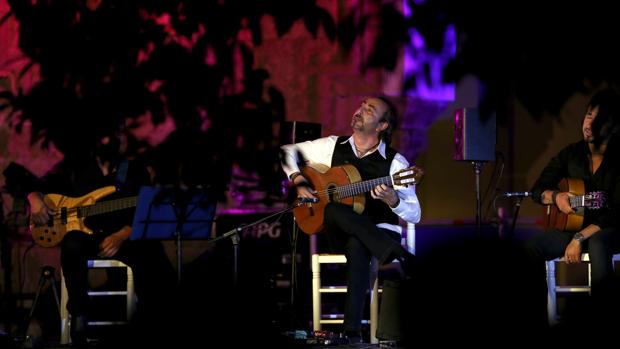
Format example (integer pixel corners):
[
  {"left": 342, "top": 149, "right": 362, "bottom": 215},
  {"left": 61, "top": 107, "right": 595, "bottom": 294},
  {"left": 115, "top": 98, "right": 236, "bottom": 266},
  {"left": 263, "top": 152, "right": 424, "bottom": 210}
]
[
  {"left": 585, "top": 191, "right": 606, "bottom": 209},
  {"left": 393, "top": 166, "right": 424, "bottom": 187}
]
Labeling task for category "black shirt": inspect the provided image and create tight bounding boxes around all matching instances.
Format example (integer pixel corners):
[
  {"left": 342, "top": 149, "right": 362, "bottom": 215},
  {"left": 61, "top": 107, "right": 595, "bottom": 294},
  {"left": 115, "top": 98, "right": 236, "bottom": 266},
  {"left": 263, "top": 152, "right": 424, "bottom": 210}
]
[{"left": 530, "top": 139, "right": 620, "bottom": 230}]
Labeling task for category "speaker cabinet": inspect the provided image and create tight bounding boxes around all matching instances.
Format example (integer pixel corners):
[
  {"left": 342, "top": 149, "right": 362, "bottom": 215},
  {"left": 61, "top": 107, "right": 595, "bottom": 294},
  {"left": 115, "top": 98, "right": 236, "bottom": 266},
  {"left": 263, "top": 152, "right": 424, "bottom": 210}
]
[
  {"left": 280, "top": 121, "right": 322, "bottom": 144},
  {"left": 453, "top": 108, "right": 496, "bottom": 162}
]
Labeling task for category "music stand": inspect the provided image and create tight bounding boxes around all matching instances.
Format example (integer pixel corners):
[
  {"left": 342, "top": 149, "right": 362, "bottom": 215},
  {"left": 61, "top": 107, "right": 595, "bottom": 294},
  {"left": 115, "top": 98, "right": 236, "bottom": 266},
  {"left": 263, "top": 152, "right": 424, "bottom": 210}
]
[{"left": 131, "top": 186, "right": 216, "bottom": 283}]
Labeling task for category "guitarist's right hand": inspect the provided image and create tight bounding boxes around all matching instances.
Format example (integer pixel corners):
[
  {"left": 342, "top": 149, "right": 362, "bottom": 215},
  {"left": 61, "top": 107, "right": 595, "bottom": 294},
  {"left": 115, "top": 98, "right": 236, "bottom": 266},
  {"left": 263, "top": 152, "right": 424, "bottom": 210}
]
[
  {"left": 555, "top": 192, "right": 575, "bottom": 215},
  {"left": 293, "top": 175, "right": 317, "bottom": 200},
  {"left": 27, "top": 192, "right": 54, "bottom": 225},
  {"left": 296, "top": 184, "right": 317, "bottom": 200}
]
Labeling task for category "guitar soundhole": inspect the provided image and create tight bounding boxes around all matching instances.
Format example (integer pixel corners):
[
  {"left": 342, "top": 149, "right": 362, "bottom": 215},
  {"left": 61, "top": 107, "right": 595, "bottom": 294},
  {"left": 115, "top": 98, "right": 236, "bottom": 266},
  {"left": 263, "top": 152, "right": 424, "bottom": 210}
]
[{"left": 327, "top": 184, "right": 337, "bottom": 202}]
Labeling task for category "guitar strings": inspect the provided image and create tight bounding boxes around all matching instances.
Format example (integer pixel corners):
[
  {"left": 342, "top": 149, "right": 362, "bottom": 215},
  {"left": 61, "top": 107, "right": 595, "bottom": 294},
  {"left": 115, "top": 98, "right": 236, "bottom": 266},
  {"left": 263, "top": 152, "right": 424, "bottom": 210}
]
[
  {"left": 309, "top": 179, "right": 390, "bottom": 198},
  {"left": 47, "top": 197, "right": 137, "bottom": 218},
  {"left": 304, "top": 169, "right": 418, "bottom": 198}
]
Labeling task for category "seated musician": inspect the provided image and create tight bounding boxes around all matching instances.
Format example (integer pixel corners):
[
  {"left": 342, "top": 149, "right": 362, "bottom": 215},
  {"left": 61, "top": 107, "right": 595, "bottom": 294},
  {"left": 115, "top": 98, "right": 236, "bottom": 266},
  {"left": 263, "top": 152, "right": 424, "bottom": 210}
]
[
  {"left": 27, "top": 123, "right": 176, "bottom": 347},
  {"left": 525, "top": 88, "right": 620, "bottom": 331},
  {"left": 280, "top": 96, "right": 421, "bottom": 344}
]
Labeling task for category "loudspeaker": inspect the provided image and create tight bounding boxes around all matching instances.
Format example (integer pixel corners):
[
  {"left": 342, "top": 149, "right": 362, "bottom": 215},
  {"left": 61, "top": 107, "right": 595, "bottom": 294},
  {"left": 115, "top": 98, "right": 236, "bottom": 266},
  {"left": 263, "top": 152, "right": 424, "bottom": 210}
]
[
  {"left": 376, "top": 279, "right": 404, "bottom": 342},
  {"left": 453, "top": 108, "right": 496, "bottom": 162},
  {"left": 279, "top": 121, "right": 322, "bottom": 144}
]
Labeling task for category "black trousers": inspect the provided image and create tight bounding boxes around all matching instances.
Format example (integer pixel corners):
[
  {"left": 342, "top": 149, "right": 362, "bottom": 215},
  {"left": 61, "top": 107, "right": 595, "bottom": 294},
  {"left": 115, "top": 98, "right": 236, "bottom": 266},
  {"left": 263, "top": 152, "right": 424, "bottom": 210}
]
[
  {"left": 323, "top": 203, "right": 403, "bottom": 334},
  {"left": 60, "top": 231, "right": 176, "bottom": 323},
  {"left": 524, "top": 227, "right": 620, "bottom": 329}
]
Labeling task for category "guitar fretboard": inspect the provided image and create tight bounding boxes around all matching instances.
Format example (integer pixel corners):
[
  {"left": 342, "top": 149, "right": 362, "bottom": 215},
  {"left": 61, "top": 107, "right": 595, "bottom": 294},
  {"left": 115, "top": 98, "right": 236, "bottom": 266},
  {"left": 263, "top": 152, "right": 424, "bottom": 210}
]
[
  {"left": 76, "top": 197, "right": 138, "bottom": 217},
  {"left": 335, "top": 176, "right": 392, "bottom": 200},
  {"left": 569, "top": 195, "right": 585, "bottom": 208}
]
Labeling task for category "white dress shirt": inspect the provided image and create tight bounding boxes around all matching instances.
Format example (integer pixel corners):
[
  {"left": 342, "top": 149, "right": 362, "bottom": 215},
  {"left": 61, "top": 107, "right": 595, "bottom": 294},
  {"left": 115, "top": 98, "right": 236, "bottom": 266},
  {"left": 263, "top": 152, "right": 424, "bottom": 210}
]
[{"left": 281, "top": 135, "right": 421, "bottom": 234}]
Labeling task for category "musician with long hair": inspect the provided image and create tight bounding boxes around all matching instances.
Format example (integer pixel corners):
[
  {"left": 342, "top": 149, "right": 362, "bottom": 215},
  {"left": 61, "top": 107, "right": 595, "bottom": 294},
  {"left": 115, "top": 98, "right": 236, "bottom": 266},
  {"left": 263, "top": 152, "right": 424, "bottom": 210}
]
[
  {"left": 526, "top": 87, "right": 620, "bottom": 330},
  {"left": 280, "top": 96, "right": 421, "bottom": 344}
]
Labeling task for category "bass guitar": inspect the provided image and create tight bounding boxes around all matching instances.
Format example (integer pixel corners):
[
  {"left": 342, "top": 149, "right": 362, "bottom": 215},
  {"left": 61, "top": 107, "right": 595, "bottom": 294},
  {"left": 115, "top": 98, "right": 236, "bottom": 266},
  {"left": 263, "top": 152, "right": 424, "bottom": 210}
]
[
  {"left": 30, "top": 186, "right": 137, "bottom": 247},
  {"left": 293, "top": 164, "right": 423, "bottom": 235}
]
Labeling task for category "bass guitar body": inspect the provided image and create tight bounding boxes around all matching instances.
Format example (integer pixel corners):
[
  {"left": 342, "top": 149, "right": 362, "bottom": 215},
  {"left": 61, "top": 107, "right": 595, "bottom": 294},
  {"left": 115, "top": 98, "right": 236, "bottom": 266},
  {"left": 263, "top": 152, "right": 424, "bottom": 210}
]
[{"left": 31, "top": 186, "right": 117, "bottom": 247}]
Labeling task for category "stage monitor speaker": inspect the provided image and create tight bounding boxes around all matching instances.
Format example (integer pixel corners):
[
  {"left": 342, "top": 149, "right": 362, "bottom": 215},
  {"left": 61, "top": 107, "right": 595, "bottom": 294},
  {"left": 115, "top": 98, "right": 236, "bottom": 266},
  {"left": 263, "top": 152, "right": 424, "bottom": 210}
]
[
  {"left": 280, "top": 121, "right": 322, "bottom": 144},
  {"left": 453, "top": 108, "right": 496, "bottom": 162}
]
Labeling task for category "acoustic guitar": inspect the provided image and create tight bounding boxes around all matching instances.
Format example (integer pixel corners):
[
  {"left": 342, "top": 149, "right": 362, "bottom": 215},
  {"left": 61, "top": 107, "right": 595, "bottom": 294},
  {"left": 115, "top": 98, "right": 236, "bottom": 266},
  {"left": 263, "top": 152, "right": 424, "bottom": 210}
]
[
  {"left": 30, "top": 186, "right": 137, "bottom": 247},
  {"left": 542, "top": 178, "right": 605, "bottom": 232},
  {"left": 293, "top": 163, "right": 423, "bottom": 235}
]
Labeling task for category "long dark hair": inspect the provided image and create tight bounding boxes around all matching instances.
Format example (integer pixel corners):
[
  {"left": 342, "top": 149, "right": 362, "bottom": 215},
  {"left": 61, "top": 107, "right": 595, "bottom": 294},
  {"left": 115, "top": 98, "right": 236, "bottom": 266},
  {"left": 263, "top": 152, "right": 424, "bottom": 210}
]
[
  {"left": 376, "top": 96, "right": 398, "bottom": 145},
  {"left": 587, "top": 88, "right": 620, "bottom": 146}
]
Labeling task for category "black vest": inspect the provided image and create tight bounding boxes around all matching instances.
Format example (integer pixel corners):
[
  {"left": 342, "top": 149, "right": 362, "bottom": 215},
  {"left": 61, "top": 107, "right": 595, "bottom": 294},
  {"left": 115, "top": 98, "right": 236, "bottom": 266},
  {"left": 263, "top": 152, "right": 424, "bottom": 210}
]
[{"left": 331, "top": 136, "right": 399, "bottom": 225}]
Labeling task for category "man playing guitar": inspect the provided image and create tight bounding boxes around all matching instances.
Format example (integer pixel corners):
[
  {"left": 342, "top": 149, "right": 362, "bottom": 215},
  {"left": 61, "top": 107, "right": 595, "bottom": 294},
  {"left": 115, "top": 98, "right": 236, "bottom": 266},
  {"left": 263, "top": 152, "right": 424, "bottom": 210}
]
[
  {"left": 526, "top": 88, "right": 620, "bottom": 330},
  {"left": 280, "top": 96, "right": 421, "bottom": 344}
]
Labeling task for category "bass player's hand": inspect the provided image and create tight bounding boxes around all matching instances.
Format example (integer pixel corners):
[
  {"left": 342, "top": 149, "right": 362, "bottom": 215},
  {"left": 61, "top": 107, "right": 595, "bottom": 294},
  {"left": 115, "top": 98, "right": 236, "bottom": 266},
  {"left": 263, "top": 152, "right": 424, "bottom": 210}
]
[
  {"left": 99, "top": 226, "right": 131, "bottom": 258},
  {"left": 27, "top": 192, "right": 54, "bottom": 226}
]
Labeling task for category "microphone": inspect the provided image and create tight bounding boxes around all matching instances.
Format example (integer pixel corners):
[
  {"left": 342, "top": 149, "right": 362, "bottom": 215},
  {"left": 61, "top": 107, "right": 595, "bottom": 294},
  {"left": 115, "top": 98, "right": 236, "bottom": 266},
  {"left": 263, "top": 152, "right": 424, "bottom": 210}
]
[
  {"left": 502, "top": 191, "right": 533, "bottom": 198},
  {"left": 297, "top": 197, "right": 319, "bottom": 204}
]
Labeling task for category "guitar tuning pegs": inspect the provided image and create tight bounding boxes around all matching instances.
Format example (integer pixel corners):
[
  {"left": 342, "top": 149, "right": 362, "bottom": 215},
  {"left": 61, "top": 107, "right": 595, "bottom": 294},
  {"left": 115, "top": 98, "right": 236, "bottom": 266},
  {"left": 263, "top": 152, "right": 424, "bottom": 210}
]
[{"left": 586, "top": 191, "right": 606, "bottom": 209}]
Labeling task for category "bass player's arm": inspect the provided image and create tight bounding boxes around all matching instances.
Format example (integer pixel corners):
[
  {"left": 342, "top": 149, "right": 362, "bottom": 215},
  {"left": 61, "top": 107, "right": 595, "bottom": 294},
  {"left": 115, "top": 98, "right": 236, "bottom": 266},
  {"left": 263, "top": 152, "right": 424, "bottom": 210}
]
[{"left": 99, "top": 225, "right": 132, "bottom": 258}]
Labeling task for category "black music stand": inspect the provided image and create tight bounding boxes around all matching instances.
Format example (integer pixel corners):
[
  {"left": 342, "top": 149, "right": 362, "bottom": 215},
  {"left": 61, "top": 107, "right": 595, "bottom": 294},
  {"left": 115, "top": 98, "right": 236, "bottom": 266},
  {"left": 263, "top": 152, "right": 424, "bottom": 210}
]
[{"left": 131, "top": 186, "right": 216, "bottom": 284}]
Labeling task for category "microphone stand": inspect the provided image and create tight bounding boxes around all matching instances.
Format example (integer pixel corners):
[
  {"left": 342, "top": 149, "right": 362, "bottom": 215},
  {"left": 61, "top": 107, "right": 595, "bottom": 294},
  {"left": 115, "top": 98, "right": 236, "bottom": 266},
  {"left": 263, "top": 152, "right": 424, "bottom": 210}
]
[
  {"left": 208, "top": 200, "right": 307, "bottom": 289},
  {"left": 500, "top": 192, "right": 530, "bottom": 239},
  {"left": 510, "top": 196, "right": 523, "bottom": 239},
  {"left": 472, "top": 161, "right": 484, "bottom": 237}
]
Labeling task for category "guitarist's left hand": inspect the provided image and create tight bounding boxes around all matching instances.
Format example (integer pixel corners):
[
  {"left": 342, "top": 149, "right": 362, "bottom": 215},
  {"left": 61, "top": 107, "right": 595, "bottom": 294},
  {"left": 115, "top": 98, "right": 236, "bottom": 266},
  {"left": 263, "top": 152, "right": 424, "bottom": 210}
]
[
  {"left": 555, "top": 192, "right": 575, "bottom": 215},
  {"left": 99, "top": 226, "right": 131, "bottom": 258},
  {"left": 564, "top": 240, "right": 583, "bottom": 264},
  {"left": 371, "top": 184, "right": 400, "bottom": 208}
]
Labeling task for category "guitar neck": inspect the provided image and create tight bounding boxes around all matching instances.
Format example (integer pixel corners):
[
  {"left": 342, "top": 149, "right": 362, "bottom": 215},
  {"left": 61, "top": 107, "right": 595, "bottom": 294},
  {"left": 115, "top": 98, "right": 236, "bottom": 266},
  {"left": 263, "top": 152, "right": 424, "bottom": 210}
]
[
  {"left": 569, "top": 195, "right": 586, "bottom": 209},
  {"left": 336, "top": 175, "right": 392, "bottom": 199},
  {"left": 79, "top": 196, "right": 138, "bottom": 217}
]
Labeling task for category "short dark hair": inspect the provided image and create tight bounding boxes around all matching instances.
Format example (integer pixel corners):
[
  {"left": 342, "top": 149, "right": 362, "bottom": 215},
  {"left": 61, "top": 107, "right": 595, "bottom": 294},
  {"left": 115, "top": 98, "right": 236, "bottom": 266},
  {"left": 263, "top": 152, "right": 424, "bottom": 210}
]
[{"left": 376, "top": 96, "right": 398, "bottom": 145}]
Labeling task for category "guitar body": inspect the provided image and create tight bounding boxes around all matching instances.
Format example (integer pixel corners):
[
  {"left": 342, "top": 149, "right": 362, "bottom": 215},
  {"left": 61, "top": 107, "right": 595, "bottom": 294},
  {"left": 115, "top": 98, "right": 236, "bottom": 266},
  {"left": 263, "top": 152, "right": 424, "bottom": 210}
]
[
  {"left": 31, "top": 186, "right": 117, "bottom": 247},
  {"left": 542, "top": 178, "right": 585, "bottom": 232},
  {"left": 293, "top": 164, "right": 365, "bottom": 234}
]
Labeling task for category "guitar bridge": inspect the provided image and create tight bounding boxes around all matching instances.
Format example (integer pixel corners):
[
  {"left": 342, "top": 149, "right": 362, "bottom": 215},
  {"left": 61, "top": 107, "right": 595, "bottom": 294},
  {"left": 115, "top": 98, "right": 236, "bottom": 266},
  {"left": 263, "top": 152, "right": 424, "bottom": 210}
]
[{"left": 60, "top": 207, "right": 68, "bottom": 224}]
